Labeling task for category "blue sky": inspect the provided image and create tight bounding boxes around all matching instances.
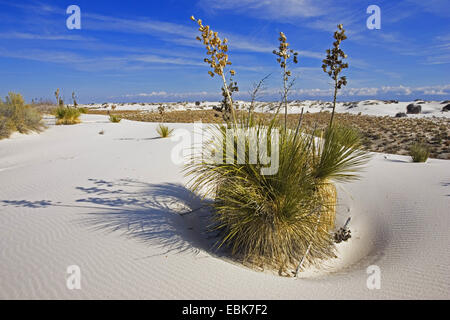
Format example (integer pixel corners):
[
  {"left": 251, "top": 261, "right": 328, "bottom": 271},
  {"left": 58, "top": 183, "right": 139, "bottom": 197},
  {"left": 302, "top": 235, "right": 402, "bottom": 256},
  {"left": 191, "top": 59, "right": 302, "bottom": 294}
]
[{"left": 0, "top": 0, "right": 449, "bottom": 103}]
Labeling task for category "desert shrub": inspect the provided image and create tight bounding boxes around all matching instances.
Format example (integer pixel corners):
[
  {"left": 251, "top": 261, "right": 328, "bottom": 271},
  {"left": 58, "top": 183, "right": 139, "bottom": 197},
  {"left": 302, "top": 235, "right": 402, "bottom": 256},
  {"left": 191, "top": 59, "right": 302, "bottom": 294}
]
[
  {"left": 109, "top": 114, "right": 122, "bottom": 123},
  {"left": 409, "top": 142, "right": 429, "bottom": 162},
  {"left": 0, "top": 92, "right": 44, "bottom": 139},
  {"left": 185, "top": 120, "right": 369, "bottom": 273},
  {"left": 0, "top": 116, "right": 15, "bottom": 139},
  {"left": 54, "top": 106, "right": 81, "bottom": 125},
  {"left": 156, "top": 124, "right": 173, "bottom": 138}
]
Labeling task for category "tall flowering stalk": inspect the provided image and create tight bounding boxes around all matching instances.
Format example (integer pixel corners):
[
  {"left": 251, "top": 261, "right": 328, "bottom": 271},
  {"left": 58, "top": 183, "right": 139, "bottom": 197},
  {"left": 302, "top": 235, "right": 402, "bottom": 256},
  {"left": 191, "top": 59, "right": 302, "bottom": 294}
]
[
  {"left": 322, "top": 24, "right": 348, "bottom": 127},
  {"left": 72, "top": 91, "right": 78, "bottom": 107},
  {"left": 54, "top": 88, "right": 63, "bottom": 107},
  {"left": 273, "top": 32, "right": 298, "bottom": 130},
  {"left": 191, "top": 16, "right": 236, "bottom": 123}
]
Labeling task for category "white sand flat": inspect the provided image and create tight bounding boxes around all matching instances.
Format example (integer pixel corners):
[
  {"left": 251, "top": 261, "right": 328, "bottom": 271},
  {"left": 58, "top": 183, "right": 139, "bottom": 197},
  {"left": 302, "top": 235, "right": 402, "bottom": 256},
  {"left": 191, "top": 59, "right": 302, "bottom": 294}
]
[
  {"left": 83, "top": 100, "right": 450, "bottom": 119},
  {"left": 0, "top": 114, "right": 449, "bottom": 299}
]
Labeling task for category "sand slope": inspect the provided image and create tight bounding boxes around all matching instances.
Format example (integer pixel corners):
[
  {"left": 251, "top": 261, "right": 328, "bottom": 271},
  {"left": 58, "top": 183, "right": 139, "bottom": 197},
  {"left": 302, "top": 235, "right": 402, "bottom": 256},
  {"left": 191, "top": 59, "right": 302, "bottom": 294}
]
[{"left": 0, "top": 114, "right": 449, "bottom": 299}]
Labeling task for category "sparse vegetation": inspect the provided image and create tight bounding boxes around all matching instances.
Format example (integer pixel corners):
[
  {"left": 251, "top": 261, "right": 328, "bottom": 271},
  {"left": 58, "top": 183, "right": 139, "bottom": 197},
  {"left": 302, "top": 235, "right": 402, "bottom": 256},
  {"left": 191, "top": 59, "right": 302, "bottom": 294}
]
[
  {"left": 87, "top": 109, "right": 450, "bottom": 160},
  {"left": 0, "top": 92, "right": 44, "bottom": 139},
  {"left": 156, "top": 124, "right": 173, "bottom": 138},
  {"left": 77, "top": 107, "right": 88, "bottom": 114},
  {"left": 409, "top": 142, "right": 430, "bottom": 162}
]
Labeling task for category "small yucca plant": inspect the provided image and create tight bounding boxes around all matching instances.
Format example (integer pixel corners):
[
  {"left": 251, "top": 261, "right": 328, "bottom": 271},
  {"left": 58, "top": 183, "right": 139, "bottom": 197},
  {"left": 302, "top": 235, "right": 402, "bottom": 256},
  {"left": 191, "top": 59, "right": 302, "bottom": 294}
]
[
  {"left": 409, "top": 142, "right": 430, "bottom": 162},
  {"left": 156, "top": 124, "right": 173, "bottom": 138},
  {"left": 109, "top": 114, "right": 121, "bottom": 123},
  {"left": 54, "top": 106, "right": 81, "bottom": 125}
]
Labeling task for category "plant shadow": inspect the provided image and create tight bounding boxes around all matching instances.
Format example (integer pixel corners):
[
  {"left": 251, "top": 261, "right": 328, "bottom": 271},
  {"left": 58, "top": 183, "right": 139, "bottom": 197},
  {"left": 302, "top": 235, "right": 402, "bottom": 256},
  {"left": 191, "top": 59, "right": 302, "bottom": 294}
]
[
  {"left": 2, "top": 178, "right": 222, "bottom": 258},
  {"left": 75, "top": 179, "right": 220, "bottom": 256}
]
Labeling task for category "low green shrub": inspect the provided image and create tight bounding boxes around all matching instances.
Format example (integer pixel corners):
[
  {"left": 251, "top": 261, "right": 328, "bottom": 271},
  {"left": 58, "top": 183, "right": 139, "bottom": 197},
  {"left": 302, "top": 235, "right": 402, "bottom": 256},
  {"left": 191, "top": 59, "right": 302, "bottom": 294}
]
[
  {"left": 409, "top": 142, "right": 430, "bottom": 162},
  {"left": 54, "top": 106, "right": 81, "bottom": 125},
  {"left": 156, "top": 124, "right": 173, "bottom": 138},
  {"left": 109, "top": 114, "right": 122, "bottom": 123}
]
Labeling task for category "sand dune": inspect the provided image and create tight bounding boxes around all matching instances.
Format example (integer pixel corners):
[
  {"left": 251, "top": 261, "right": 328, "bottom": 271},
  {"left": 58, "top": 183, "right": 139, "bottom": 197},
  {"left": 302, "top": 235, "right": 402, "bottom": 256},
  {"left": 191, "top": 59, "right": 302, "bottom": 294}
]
[
  {"left": 0, "top": 114, "right": 449, "bottom": 299},
  {"left": 83, "top": 100, "right": 450, "bottom": 119}
]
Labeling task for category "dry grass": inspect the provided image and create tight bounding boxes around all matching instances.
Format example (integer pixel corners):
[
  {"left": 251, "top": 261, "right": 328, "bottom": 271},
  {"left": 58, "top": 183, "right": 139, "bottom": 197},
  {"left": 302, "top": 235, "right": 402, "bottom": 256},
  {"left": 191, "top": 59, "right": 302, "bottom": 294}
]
[
  {"left": 89, "top": 109, "right": 450, "bottom": 159},
  {"left": 0, "top": 93, "right": 45, "bottom": 139}
]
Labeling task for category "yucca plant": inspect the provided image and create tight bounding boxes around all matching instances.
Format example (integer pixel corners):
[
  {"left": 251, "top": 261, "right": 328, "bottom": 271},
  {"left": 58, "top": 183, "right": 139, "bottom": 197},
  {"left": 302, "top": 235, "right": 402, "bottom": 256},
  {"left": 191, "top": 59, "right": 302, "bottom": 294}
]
[
  {"left": 54, "top": 106, "right": 81, "bottom": 125},
  {"left": 185, "top": 119, "right": 369, "bottom": 274},
  {"left": 186, "top": 18, "right": 368, "bottom": 275},
  {"left": 156, "top": 124, "right": 173, "bottom": 138},
  {"left": 409, "top": 142, "right": 429, "bottom": 162},
  {"left": 109, "top": 114, "right": 122, "bottom": 123}
]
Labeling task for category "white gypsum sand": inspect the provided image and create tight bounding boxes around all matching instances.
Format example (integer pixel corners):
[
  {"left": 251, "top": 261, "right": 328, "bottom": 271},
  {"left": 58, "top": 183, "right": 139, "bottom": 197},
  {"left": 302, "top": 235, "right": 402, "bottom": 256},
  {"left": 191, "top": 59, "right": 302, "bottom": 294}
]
[
  {"left": 82, "top": 99, "right": 450, "bottom": 119},
  {"left": 0, "top": 114, "right": 449, "bottom": 299}
]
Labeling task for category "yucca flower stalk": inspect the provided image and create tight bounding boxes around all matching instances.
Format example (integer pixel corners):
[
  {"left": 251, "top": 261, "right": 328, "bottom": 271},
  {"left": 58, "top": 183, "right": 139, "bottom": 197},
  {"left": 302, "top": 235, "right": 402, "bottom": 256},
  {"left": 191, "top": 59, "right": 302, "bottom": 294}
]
[
  {"left": 273, "top": 32, "right": 298, "bottom": 131},
  {"left": 54, "top": 88, "right": 64, "bottom": 107},
  {"left": 54, "top": 88, "right": 59, "bottom": 105},
  {"left": 191, "top": 16, "right": 237, "bottom": 123},
  {"left": 322, "top": 24, "right": 348, "bottom": 127},
  {"left": 72, "top": 91, "right": 78, "bottom": 107}
]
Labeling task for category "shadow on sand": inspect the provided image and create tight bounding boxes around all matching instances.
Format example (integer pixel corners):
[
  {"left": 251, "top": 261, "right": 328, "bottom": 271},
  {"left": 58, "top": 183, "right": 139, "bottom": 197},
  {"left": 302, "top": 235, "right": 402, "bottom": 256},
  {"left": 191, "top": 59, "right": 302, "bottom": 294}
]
[{"left": 1, "top": 178, "right": 221, "bottom": 257}]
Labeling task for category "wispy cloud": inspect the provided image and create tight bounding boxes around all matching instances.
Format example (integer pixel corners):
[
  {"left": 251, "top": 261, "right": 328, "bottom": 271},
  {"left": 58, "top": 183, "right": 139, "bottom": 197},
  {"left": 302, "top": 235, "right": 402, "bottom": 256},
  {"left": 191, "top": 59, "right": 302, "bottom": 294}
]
[
  {"left": 199, "top": 0, "right": 327, "bottom": 19},
  {"left": 0, "top": 32, "right": 95, "bottom": 41},
  {"left": 291, "top": 84, "right": 450, "bottom": 97}
]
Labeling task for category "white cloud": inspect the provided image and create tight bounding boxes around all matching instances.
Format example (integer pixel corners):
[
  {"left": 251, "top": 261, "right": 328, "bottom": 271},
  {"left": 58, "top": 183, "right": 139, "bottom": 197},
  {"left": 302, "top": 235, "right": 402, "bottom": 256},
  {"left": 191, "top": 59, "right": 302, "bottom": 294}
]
[
  {"left": 121, "top": 84, "right": 450, "bottom": 101},
  {"left": 0, "top": 32, "right": 95, "bottom": 41},
  {"left": 199, "top": 0, "right": 327, "bottom": 18}
]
